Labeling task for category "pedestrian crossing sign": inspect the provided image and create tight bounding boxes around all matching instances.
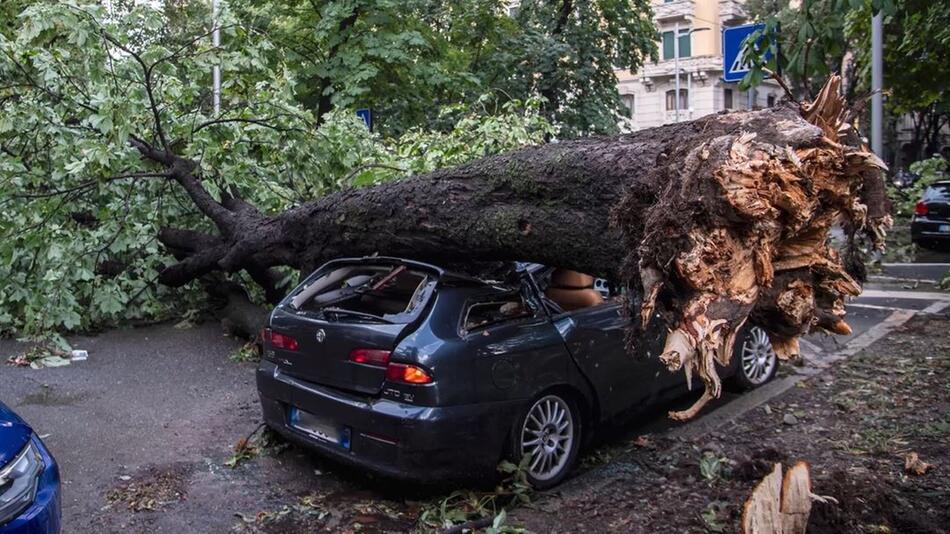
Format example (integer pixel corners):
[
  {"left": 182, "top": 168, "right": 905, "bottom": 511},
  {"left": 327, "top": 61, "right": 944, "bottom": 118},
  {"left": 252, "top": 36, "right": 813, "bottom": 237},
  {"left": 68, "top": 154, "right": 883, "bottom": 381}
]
[{"left": 722, "top": 23, "right": 769, "bottom": 83}]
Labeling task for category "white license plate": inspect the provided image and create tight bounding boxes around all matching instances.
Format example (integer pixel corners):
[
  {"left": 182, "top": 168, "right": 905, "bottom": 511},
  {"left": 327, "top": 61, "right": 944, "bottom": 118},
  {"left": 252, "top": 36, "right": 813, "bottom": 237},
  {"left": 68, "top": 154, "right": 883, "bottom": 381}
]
[
  {"left": 939, "top": 224, "right": 950, "bottom": 233},
  {"left": 289, "top": 408, "right": 349, "bottom": 448}
]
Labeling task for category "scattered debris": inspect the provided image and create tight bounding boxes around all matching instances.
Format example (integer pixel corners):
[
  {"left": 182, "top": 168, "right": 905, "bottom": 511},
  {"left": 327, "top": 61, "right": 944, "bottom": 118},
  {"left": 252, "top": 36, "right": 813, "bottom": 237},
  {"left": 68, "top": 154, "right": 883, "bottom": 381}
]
[
  {"left": 105, "top": 464, "right": 190, "bottom": 512},
  {"left": 6, "top": 346, "right": 71, "bottom": 369},
  {"left": 903, "top": 452, "right": 934, "bottom": 475},
  {"left": 783, "top": 413, "right": 799, "bottom": 426},
  {"left": 418, "top": 458, "right": 532, "bottom": 532},
  {"left": 699, "top": 452, "right": 727, "bottom": 485},
  {"left": 224, "top": 424, "right": 286, "bottom": 468},
  {"left": 701, "top": 501, "right": 728, "bottom": 533},
  {"left": 230, "top": 341, "right": 261, "bottom": 363}
]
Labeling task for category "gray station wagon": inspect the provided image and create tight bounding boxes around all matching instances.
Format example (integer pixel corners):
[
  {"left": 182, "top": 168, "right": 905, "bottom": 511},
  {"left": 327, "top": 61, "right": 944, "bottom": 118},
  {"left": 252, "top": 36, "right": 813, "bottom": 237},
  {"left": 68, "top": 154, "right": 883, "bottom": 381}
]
[{"left": 256, "top": 257, "right": 777, "bottom": 488}]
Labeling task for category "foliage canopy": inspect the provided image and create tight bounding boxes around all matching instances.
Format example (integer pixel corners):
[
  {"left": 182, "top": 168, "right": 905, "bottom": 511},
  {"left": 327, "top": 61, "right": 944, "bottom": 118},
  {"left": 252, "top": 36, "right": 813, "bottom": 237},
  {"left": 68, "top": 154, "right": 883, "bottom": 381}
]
[{"left": 0, "top": 1, "right": 564, "bottom": 337}]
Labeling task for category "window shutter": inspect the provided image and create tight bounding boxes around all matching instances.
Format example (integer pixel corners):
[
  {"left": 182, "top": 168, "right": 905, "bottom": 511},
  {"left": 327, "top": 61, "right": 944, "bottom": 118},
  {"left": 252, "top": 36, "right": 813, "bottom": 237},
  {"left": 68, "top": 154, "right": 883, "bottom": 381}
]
[
  {"left": 679, "top": 31, "right": 691, "bottom": 58},
  {"left": 662, "top": 32, "right": 674, "bottom": 60}
]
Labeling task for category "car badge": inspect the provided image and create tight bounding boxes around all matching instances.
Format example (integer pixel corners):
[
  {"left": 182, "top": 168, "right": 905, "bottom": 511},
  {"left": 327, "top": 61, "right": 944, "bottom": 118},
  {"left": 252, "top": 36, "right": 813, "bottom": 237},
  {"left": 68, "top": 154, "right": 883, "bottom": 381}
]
[{"left": 315, "top": 329, "right": 326, "bottom": 343}]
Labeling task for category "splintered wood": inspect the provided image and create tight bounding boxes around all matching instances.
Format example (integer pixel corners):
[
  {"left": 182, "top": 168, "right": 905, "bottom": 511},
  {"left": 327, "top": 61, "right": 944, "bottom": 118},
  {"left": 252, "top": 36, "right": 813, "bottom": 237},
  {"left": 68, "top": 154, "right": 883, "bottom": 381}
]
[
  {"left": 741, "top": 462, "right": 818, "bottom": 534},
  {"left": 646, "top": 76, "right": 891, "bottom": 420}
]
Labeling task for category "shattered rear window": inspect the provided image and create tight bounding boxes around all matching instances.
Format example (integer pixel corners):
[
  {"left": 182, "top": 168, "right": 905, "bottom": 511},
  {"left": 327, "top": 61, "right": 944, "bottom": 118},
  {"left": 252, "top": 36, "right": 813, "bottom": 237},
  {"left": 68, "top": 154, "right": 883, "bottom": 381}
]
[{"left": 292, "top": 265, "right": 431, "bottom": 323}]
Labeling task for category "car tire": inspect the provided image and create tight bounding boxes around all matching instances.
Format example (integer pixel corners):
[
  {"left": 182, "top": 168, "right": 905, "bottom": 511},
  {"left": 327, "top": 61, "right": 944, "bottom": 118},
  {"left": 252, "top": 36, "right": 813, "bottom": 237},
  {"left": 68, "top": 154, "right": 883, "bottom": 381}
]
[
  {"left": 731, "top": 325, "right": 779, "bottom": 390},
  {"left": 507, "top": 392, "right": 582, "bottom": 490}
]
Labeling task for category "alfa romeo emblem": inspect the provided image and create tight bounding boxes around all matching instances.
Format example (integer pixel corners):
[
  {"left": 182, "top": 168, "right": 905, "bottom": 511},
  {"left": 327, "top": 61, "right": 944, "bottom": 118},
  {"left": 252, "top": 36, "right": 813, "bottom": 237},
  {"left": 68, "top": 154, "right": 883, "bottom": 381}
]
[{"left": 315, "top": 329, "right": 326, "bottom": 343}]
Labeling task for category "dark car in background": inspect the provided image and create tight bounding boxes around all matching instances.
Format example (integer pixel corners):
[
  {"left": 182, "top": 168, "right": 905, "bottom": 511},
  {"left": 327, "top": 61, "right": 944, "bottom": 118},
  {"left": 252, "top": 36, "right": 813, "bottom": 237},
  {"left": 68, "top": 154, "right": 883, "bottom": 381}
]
[
  {"left": 256, "top": 257, "right": 778, "bottom": 488},
  {"left": 0, "top": 401, "right": 61, "bottom": 534},
  {"left": 911, "top": 180, "right": 950, "bottom": 249}
]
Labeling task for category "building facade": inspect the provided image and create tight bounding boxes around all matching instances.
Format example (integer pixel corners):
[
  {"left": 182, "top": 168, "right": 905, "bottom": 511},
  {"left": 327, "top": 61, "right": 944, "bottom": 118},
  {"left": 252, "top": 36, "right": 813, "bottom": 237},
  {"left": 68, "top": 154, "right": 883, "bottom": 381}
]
[{"left": 616, "top": 0, "right": 783, "bottom": 131}]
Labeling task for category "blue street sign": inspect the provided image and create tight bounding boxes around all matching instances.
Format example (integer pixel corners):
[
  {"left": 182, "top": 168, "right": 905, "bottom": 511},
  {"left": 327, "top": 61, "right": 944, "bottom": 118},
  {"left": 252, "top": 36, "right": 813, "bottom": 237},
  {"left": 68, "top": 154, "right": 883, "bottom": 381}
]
[
  {"left": 722, "top": 23, "right": 769, "bottom": 83},
  {"left": 356, "top": 108, "right": 372, "bottom": 131}
]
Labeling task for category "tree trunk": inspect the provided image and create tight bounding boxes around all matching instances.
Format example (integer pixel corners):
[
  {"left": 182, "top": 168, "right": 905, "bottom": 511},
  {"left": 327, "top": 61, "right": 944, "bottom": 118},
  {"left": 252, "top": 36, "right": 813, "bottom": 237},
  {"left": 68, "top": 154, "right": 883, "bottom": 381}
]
[{"left": 144, "top": 76, "right": 889, "bottom": 420}]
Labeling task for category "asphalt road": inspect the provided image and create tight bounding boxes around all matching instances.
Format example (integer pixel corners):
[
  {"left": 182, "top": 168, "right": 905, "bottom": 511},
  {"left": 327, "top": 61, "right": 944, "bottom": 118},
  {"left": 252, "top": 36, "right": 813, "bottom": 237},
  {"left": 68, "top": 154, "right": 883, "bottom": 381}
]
[{"left": 1, "top": 281, "right": 948, "bottom": 532}]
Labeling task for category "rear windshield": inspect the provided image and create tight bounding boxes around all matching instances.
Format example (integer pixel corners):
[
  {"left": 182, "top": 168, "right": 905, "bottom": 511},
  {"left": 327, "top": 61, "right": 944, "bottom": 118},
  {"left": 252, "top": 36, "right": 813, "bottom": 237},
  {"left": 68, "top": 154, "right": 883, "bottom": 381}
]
[
  {"left": 923, "top": 184, "right": 950, "bottom": 202},
  {"left": 289, "top": 264, "right": 432, "bottom": 323}
]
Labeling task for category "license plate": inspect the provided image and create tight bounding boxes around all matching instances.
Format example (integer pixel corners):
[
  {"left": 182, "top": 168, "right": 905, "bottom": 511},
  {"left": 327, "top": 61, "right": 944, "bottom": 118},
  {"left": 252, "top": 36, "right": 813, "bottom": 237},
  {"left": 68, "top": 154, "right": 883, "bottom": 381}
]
[
  {"left": 939, "top": 225, "right": 950, "bottom": 233},
  {"left": 289, "top": 407, "right": 350, "bottom": 449}
]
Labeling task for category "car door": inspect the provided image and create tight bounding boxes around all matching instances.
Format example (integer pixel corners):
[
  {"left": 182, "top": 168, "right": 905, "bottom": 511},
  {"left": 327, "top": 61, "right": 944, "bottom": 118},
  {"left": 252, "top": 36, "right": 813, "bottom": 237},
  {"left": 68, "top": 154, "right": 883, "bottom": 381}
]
[
  {"left": 552, "top": 301, "right": 672, "bottom": 418},
  {"left": 461, "top": 290, "right": 576, "bottom": 404}
]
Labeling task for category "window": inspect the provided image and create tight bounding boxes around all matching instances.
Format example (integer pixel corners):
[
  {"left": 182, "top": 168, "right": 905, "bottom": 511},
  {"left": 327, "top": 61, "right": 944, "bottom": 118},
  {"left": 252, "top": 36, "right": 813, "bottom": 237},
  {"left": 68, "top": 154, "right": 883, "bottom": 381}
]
[
  {"left": 292, "top": 264, "right": 431, "bottom": 322},
  {"left": 462, "top": 296, "right": 532, "bottom": 333},
  {"left": 661, "top": 29, "right": 691, "bottom": 60},
  {"left": 621, "top": 94, "right": 635, "bottom": 118},
  {"left": 665, "top": 89, "right": 688, "bottom": 111},
  {"left": 767, "top": 94, "right": 776, "bottom": 107},
  {"left": 724, "top": 88, "right": 734, "bottom": 109},
  {"left": 923, "top": 184, "right": 950, "bottom": 202}
]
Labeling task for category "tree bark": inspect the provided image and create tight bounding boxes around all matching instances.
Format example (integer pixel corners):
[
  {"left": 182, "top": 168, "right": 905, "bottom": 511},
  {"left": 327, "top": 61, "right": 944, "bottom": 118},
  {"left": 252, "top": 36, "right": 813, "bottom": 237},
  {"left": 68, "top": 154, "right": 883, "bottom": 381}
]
[{"left": 144, "top": 76, "right": 890, "bottom": 420}]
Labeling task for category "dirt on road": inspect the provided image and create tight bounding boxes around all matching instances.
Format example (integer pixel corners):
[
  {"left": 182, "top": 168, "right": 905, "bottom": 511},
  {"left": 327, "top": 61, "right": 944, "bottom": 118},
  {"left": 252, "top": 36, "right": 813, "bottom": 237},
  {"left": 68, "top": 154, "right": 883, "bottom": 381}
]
[{"left": 2, "top": 314, "right": 947, "bottom": 533}]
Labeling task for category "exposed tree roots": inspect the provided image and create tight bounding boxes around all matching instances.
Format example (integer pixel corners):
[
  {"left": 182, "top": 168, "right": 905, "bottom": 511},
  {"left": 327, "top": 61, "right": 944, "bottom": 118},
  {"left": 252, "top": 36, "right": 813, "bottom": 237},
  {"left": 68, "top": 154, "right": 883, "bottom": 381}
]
[{"left": 621, "top": 76, "right": 890, "bottom": 419}]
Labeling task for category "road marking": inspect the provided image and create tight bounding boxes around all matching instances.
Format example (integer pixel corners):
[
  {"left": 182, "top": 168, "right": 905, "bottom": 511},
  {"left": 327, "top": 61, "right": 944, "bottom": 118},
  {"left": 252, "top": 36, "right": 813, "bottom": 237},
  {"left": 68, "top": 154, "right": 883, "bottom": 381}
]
[
  {"left": 858, "top": 289, "right": 950, "bottom": 301},
  {"left": 867, "top": 275, "right": 938, "bottom": 284},
  {"left": 881, "top": 262, "right": 950, "bottom": 267},
  {"left": 848, "top": 301, "right": 950, "bottom": 314},
  {"left": 847, "top": 302, "right": 915, "bottom": 312},
  {"left": 923, "top": 301, "right": 950, "bottom": 314},
  {"left": 810, "top": 310, "right": 917, "bottom": 369}
]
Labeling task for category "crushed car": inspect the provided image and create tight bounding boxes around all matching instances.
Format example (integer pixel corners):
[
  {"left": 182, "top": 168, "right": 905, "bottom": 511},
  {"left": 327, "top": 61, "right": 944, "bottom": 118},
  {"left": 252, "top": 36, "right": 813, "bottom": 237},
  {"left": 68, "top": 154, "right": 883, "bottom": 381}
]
[{"left": 256, "top": 257, "right": 778, "bottom": 488}]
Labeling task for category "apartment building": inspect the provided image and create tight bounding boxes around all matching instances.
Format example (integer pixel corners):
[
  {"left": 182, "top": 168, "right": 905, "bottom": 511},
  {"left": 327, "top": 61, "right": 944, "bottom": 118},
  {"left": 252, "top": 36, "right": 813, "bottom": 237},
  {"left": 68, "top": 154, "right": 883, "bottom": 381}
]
[{"left": 616, "top": 0, "right": 784, "bottom": 130}]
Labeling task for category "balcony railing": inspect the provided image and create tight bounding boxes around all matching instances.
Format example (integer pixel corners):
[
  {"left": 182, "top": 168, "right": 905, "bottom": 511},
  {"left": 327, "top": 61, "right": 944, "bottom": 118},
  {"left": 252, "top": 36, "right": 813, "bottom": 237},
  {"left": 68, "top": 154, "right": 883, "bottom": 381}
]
[
  {"left": 642, "top": 55, "right": 723, "bottom": 79},
  {"left": 653, "top": 0, "right": 695, "bottom": 22},
  {"left": 719, "top": 0, "right": 747, "bottom": 24}
]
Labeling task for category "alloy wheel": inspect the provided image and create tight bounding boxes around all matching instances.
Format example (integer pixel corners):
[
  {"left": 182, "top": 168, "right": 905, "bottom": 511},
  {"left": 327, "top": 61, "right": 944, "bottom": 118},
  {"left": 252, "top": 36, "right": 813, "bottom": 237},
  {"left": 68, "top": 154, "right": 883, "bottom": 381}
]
[
  {"left": 740, "top": 326, "right": 777, "bottom": 385},
  {"left": 520, "top": 395, "right": 575, "bottom": 482}
]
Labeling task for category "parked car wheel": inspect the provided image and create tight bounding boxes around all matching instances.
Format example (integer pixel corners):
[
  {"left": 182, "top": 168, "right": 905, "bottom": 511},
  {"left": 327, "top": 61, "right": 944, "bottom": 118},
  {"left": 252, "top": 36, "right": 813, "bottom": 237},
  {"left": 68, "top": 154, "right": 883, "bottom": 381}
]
[
  {"left": 732, "top": 325, "right": 778, "bottom": 389},
  {"left": 510, "top": 393, "right": 582, "bottom": 489}
]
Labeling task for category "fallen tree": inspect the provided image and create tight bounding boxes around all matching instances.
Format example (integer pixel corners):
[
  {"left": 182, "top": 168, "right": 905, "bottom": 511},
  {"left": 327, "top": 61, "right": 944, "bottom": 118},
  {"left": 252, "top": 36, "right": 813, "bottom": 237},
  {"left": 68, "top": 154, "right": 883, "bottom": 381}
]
[{"left": 143, "top": 76, "right": 889, "bottom": 420}]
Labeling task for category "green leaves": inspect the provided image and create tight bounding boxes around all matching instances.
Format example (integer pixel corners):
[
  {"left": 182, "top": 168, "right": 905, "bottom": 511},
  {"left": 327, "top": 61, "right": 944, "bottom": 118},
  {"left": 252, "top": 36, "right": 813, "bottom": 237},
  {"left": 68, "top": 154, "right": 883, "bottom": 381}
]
[{"left": 0, "top": 1, "right": 553, "bottom": 338}]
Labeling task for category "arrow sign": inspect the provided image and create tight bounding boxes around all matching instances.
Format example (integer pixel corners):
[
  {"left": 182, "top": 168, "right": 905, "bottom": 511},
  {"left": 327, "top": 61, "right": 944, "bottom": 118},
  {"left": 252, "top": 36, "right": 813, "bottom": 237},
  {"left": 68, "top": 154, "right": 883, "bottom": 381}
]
[{"left": 722, "top": 23, "right": 772, "bottom": 83}]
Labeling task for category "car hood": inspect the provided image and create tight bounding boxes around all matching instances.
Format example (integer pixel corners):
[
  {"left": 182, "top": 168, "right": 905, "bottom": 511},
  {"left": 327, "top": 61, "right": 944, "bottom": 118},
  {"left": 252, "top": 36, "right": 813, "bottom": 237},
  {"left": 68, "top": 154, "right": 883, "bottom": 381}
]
[{"left": 0, "top": 401, "right": 32, "bottom": 466}]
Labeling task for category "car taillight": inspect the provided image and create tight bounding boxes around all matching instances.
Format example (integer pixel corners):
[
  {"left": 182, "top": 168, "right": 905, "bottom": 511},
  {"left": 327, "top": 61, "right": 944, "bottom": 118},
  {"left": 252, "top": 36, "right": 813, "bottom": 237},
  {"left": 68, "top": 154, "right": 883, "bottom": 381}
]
[
  {"left": 349, "top": 348, "right": 391, "bottom": 366},
  {"left": 262, "top": 328, "right": 299, "bottom": 351},
  {"left": 915, "top": 201, "right": 928, "bottom": 216},
  {"left": 385, "top": 363, "right": 433, "bottom": 384}
]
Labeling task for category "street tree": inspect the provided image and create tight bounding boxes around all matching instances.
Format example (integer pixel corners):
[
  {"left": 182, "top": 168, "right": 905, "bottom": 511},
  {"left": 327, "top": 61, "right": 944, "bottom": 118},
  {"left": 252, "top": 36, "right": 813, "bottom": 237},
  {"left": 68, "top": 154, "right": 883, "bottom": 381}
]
[
  {"left": 742, "top": 0, "right": 950, "bottom": 161},
  {"left": 0, "top": 2, "right": 889, "bottom": 419}
]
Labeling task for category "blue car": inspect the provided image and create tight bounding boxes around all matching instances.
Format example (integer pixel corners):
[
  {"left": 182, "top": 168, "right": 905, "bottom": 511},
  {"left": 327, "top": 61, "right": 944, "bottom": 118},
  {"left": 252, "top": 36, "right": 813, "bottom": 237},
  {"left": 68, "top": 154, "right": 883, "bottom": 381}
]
[{"left": 0, "top": 401, "right": 60, "bottom": 534}]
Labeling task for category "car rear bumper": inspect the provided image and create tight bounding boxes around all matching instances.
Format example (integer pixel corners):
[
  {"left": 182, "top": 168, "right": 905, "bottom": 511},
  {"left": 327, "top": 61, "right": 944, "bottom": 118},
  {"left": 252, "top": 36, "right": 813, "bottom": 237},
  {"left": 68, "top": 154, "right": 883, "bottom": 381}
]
[
  {"left": 911, "top": 217, "right": 950, "bottom": 242},
  {"left": 1, "top": 436, "right": 61, "bottom": 534},
  {"left": 256, "top": 360, "right": 520, "bottom": 482}
]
